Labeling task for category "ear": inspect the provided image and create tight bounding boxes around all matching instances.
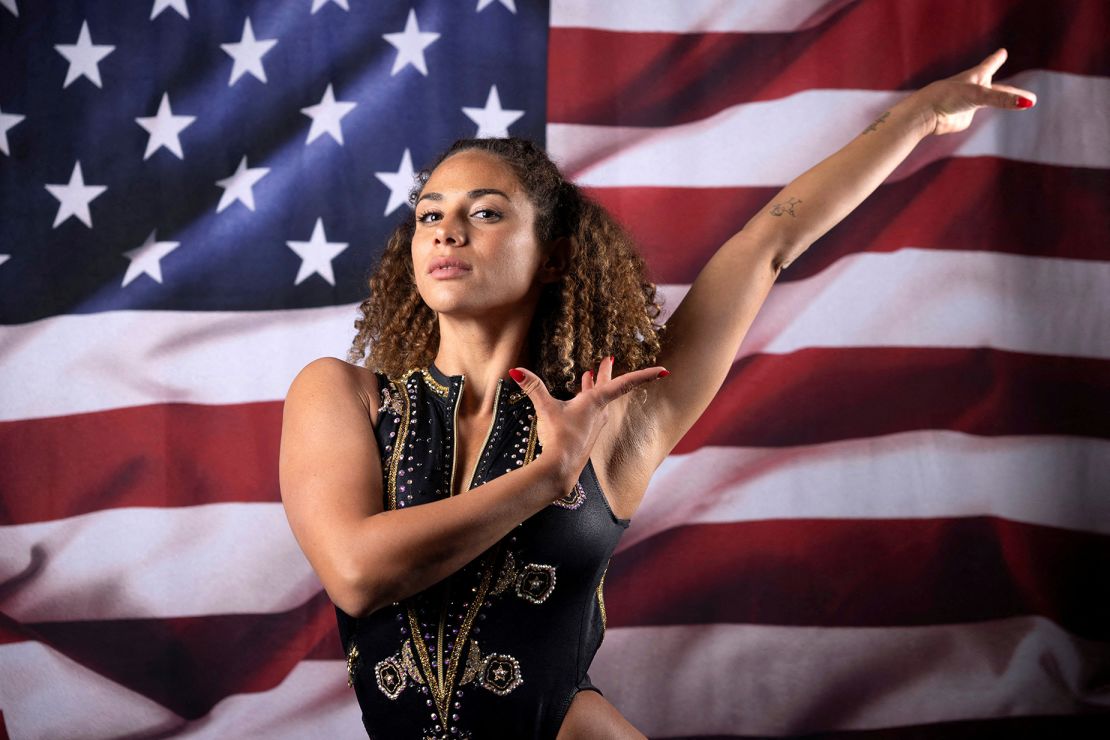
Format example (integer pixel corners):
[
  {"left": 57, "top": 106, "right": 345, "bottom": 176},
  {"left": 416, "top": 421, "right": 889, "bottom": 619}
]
[{"left": 538, "top": 237, "right": 570, "bottom": 284}]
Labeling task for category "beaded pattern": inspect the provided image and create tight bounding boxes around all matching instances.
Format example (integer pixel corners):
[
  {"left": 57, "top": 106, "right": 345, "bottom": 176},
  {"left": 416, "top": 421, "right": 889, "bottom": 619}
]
[{"left": 552, "top": 481, "right": 587, "bottom": 510}]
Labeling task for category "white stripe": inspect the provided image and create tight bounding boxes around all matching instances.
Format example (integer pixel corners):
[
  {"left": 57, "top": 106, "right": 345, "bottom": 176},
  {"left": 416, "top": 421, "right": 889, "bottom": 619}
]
[
  {"left": 657, "top": 249, "right": 1110, "bottom": 361},
  {"left": 0, "top": 503, "right": 319, "bottom": 622},
  {"left": 591, "top": 618, "right": 1110, "bottom": 737},
  {"left": 0, "top": 642, "right": 364, "bottom": 740},
  {"left": 0, "top": 302, "right": 358, "bottom": 421},
  {"left": 550, "top": 0, "right": 853, "bottom": 32},
  {"left": 547, "top": 70, "right": 1110, "bottom": 186},
  {"left": 2, "top": 249, "right": 1104, "bottom": 422},
  {"left": 0, "top": 640, "right": 180, "bottom": 740},
  {"left": 622, "top": 432, "right": 1110, "bottom": 553},
  {"left": 3, "top": 432, "right": 1106, "bottom": 623}
]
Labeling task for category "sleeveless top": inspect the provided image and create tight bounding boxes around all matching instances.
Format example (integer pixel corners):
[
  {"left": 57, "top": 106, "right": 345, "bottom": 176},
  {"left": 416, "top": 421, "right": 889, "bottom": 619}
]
[{"left": 335, "top": 363, "right": 630, "bottom": 739}]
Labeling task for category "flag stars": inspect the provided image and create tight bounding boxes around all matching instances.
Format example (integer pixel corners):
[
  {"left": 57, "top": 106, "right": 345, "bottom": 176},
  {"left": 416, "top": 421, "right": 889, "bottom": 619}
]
[
  {"left": 375, "top": 148, "right": 416, "bottom": 216},
  {"left": 311, "top": 0, "right": 349, "bottom": 13},
  {"left": 0, "top": 255, "right": 10, "bottom": 268},
  {"left": 463, "top": 85, "right": 524, "bottom": 138},
  {"left": 150, "top": 0, "right": 189, "bottom": 20},
  {"left": 136, "top": 93, "right": 195, "bottom": 160},
  {"left": 476, "top": 0, "right": 516, "bottom": 12},
  {"left": 0, "top": 106, "right": 25, "bottom": 156},
  {"left": 221, "top": 18, "right": 277, "bottom": 86},
  {"left": 215, "top": 156, "right": 270, "bottom": 213},
  {"left": 301, "top": 84, "right": 357, "bottom": 146},
  {"left": 55, "top": 21, "right": 115, "bottom": 89},
  {"left": 287, "top": 219, "right": 349, "bottom": 286},
  {"left": 45, "top": 162, "right": 108, "bottom": 228},
  {"left": 383, "top": 9, "right": 440, "bottom": 76},
  {"left": 1, "top": 0, "right": 17, "bottom": 18},
  {"left": 122, "top": 231, "right": 181, "bottom": 287}
]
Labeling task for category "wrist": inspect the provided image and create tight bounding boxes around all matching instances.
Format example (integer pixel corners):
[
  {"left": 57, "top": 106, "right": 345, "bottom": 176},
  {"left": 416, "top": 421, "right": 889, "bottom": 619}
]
[{"left": 896, "top": 89, "right": 939, "bottom": 139}]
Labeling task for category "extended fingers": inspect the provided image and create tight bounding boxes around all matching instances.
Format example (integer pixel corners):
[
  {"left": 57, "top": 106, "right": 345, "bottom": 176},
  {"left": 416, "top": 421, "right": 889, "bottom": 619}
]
[
  {"left": 990, "top": 82, "right": 1036, "bottom": 109},
  {"left": 593, "top": 365, "right": 669, "bottom": 405},
  {"left": 978, "top": 47, "right": 1007, "bottom": 78}
]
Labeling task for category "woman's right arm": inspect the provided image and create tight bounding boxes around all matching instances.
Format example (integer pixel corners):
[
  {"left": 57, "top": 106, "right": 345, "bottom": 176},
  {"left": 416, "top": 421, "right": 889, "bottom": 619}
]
[{"left": 279, "top": 357, "right": 568, "bottom": 618}]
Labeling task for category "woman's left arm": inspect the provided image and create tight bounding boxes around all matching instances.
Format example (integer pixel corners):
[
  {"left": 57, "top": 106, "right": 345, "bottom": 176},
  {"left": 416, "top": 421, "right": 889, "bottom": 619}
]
[{"left": 635, "top": 48, "right": 1036, "bottom": 460}]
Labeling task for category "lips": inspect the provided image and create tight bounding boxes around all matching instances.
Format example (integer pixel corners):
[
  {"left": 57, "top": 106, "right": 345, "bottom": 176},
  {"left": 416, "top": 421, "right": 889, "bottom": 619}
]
[{"left": 428, "top": 257, "right": 472, "bottom": 274}]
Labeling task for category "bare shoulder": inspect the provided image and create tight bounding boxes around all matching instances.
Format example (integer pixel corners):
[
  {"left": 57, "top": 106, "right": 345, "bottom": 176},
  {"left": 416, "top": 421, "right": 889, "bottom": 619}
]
[{"left": 287, "top": 357, "right": 382, "bottom": 429}]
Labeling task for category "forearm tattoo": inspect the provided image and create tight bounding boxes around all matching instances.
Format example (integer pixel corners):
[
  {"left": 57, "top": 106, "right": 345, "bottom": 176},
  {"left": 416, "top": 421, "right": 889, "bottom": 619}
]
[
  {"left": 770, "top": 196, "right": 802, "bottom": 217},
  {"left": 862, "top": 111, "right": 890, "bottom": 134}
]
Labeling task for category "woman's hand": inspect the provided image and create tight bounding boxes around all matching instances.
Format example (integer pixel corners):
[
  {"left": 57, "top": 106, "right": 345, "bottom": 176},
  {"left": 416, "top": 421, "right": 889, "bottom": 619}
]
[
  {"left": 913, "top": 48, "right": 1036, "bottom": 136},
  {"left": 509, "top": 358, "right": 668, "bottom": 495}
]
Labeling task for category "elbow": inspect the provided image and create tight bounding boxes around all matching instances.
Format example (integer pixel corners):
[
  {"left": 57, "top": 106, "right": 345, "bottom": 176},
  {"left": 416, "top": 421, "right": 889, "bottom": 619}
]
[{"left": 330, "top": 559, "right": 395, "bottom": 619}]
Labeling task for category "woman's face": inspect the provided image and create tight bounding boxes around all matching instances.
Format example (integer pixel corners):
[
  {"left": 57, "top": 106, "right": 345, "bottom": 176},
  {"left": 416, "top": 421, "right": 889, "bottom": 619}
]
[{"left": 411, "top": 150, "right": 550, "bottom": 318}]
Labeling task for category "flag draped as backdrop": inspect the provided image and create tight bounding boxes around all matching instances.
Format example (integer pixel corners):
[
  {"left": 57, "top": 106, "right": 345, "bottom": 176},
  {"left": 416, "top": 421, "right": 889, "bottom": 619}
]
[{"left": 1, "top": 1, "right": 1108, "bottom": 738}]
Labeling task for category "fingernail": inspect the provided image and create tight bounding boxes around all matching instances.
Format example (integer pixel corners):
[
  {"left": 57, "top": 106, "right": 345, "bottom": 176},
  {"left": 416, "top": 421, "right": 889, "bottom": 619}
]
[
  {"left": 509, "top": 368, "right": 524, "bottom": 383},
  {"left": 657, "top": 369, "right": 670, "bottom": 379},
  {"left": 609, "top": 355, "right": 614, "bottom": 364},
  {"left": 1015, "top": 95, "right": 1034, "bottom": 109},
  {"left": 586, "top": 370, "right": 593, "bottom": 381}
]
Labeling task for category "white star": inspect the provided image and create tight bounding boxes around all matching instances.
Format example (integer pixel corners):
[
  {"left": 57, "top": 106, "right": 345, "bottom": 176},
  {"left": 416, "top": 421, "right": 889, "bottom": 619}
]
[
  {"left": 476, "top": 0, "right": 516, "bottom": 12},
  {"left": 375, "top": 149, "right": 416, "bottom": 216},
  {"left": 2, "top": 0, "right": 18, "bottom": 18},
  {"left": 215, "top": 156, "right": 270, "bottom": 213},
  {"left": 286, "top": 219, "right": 349, "bottom": 286},
  {"left": 0, "top": 106, "right": 25, "bottom": 156},
  {"left": 150, "top": 0, "right": 189, "bottom": 20},
  {"left": 45, "top": 161, "right": 107, "bottom": 228},
  {"left": 310, "top": 0, "right": 348, "bottom": 13},
  {"left": 122, "top": 231, "right": 181, "bottom": 287},
  {"left": 382, "top": 9, "right": 440, "bottom": 76},
  {"left": 221, "top": 18, "right": 277, "bottom": 86},
  {"left": 135, "top": 93, "right": 195, "bottom": 160},
  {"left": 462, "top": 85, "right": 524, "bottom": 138},
  {"left": 0, "top": 254, "right": 10, "bottom": 268},
  {"left": 55, "top": 21, "right": 115, "bottom": 89},
  {"left": 301, "top": 84, "right": 357, "bottom": 146}
]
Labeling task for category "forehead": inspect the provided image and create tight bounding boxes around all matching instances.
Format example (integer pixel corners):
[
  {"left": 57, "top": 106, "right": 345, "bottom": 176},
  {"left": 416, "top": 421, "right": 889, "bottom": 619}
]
[{"left": 422, "top": 150, "right": 523, "bottom": 197}]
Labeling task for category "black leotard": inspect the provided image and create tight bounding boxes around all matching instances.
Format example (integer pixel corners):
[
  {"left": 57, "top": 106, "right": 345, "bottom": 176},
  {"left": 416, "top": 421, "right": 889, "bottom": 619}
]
[{"left": 335, "top": 363, "right": 629, "bottom": 739}]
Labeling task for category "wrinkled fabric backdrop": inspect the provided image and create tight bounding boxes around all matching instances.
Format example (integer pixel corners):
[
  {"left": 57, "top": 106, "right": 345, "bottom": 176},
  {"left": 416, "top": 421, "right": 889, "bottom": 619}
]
[{"left": 1, "top": 0, "right": 1108, "bottom": 738}]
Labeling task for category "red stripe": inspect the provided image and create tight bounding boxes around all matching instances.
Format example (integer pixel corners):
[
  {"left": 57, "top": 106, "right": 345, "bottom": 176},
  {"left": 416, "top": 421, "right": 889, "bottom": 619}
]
[
  {"left": 657, "top": 714, "right": 1110, "bottom": 740},
  {"left": 606, "top": 518, "right": 1110, "bottom": 640},
  {"left": 586, "top": 158, "right": 1110, "bottom": 285},
  {"left": 0, "top": 401, "right": 281, "bottom": 525},
  {"left": 1, "top": 349, "right": 1105, "bottom": 525},
  {"left": 549, "top": 0, "right": 1109, "bottom": 127},
  {"left": 25, "top": 591, "right": 339, "bottom": 720},
  {"left": 675, "top": 347, "right": 1110, "bottom": 452}
]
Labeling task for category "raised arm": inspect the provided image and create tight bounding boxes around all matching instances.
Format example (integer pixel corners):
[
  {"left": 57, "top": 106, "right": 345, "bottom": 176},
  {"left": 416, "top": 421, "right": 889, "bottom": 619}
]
[
  {"left": 635, "top": 48, "right": 1036, "bottom": 459},
  {"left": 279, "top": 357, "right": 662, "bottom": 617}
]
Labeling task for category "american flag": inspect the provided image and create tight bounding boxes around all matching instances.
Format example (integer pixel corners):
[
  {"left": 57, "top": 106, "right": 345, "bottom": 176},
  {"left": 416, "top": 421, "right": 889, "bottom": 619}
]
[{"left": 1, "top": 0, "right": 1107, "bottom": 737}]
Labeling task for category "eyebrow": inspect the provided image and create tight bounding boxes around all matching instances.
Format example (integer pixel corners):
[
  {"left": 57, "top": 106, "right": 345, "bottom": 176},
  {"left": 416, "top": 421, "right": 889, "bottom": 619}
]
[{"left": 416, "top": 188, "right": 512, "bottom": 204}]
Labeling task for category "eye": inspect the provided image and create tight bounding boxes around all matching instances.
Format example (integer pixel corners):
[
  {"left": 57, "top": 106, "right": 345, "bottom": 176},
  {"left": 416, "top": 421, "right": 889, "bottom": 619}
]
[
  {"left": 416, "top": 210, "right": 442, "bottom": 224},
  {"left": 471, "top": 208, "right": 502, "bottom": 221}
]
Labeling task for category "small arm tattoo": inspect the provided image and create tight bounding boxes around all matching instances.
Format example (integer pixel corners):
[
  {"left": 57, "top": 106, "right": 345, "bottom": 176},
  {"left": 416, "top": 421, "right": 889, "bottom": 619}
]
[
  {"left": 862, "top": 111, "right": 890, "bottom": 134},
  {"left": 770, "top": 196, "right": 802, "bottom": 217}
]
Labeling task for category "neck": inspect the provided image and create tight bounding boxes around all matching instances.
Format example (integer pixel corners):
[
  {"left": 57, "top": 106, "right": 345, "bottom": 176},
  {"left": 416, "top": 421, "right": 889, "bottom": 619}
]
[{"left": 433, "top": 306, "right": 536, "bottom": 417}]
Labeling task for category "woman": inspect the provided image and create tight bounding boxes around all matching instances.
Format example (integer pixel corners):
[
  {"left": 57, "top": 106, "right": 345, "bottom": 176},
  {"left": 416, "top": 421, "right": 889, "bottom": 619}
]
[{"left": 279, "top": 50, "right": 1035, "bottom": 739}]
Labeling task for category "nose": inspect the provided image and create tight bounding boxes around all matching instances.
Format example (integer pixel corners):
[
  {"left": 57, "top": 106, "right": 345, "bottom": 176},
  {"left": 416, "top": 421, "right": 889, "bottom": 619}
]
[{"left": 434, "top": 214, "right": 466, "bottom": 247}]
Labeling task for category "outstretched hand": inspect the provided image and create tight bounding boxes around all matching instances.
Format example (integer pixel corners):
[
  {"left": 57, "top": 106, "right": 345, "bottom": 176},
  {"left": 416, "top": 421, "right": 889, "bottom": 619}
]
[
  {"left": 509, "top": 357, "right": 668, "bottom": 494},
  {"left": 916, "top": 48, "right": 1036, "bottom": 136}
]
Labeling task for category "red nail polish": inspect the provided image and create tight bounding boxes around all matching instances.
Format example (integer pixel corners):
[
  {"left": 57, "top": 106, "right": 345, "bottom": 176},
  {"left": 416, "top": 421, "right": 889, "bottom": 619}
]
[
  {"left": 509, "top": 368, "right": 524, "bottom": 383},
  {"left": 657, "top": 369, "right": 670, "bottom": 378},
  {"left": 609, "top": 355, "right": 614, "bottom": 364},
  {"left": 1015, "top": 95, "right": 1034, "bottom": 109}
]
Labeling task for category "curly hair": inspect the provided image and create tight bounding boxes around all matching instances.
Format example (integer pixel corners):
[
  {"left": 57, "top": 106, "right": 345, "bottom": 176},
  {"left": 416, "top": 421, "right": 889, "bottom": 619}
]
[{"left": 348, "top": 137, "right": 664, "bottom": 398}]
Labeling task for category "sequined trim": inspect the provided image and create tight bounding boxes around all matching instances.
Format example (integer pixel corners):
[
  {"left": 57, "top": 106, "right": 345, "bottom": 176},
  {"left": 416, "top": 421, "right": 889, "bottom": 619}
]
[
  {"left": 419, "top": 368, "right": 450, "bottom": 398},
  {"left": 480, "top": 653, "right": 523, "bottom": 696},
  {"left": 384, "top": 376, "right": 412, "bottom": 510},
  {"left": 374, "top": 654, "right": 406, "bottom": 700},
  {"left": 378, "top": 383, "right": 404, "bottom": 417},
  {"left": 515, "top": 563, "right": 557, "bottom": 605},
  {"left": 597, "top": 563, "right": 610, "bottom": 631},
  {"left": 457, "top": 640, "right": 523, "bottom": 696},
  {"left": 346, "top": 642, "right": 360, "bottom": 688},
  {"left": 490, "top": 551, "right": 517, "bottom": 596},
  {"left": 552, "top": 481, "right": 587, "bottom": 510}
]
